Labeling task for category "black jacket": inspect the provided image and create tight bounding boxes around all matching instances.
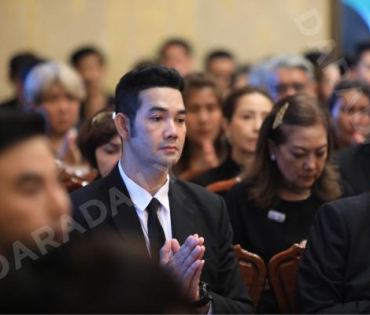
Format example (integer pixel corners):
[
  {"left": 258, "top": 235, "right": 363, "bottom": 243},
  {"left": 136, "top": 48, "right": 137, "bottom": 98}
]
[
  {"left": 298, "top": 193, "right": 370, "bottom": 314},
  {"left": 70, "top": 165, "right": 253, "bottom": 314},
  {"left": 336, "top": 143, "right": 370, "bottom": 195}
]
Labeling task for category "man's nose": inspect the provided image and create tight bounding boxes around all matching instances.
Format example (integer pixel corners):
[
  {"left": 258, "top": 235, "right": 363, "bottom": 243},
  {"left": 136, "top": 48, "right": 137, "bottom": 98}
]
[{"left": 164, "top": 119, "right": 178, "bottom": 139}]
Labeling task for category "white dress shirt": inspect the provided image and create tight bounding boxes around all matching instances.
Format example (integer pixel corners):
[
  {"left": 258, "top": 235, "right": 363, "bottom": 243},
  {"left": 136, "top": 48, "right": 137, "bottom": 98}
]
[
  {"left": 118, "top": 162, "right": 172, "bottom": 255},
  {"left": 118, "top": 162, "right": 214, "bottom": 314}
]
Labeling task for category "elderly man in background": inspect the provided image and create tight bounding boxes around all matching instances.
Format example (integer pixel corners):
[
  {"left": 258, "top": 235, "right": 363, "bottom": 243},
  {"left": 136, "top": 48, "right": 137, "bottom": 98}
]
[{"left": 260, "top": 54, "right": 317, "bottom": 102}]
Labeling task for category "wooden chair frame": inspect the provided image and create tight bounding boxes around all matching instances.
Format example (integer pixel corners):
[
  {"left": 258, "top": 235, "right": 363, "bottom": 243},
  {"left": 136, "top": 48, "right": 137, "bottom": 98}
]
[
  {"left": 268, "top": 243, "right": 305, "bottom": 314},
  {"left": 234, "top": 244, "right": 267, "bottom": 309}
]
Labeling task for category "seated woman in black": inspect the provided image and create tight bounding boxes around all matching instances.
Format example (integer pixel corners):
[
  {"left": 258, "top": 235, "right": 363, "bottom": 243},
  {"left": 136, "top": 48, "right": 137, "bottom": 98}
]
[
  {"left": 192, "top": 86, "right": 273, "bottom": 189},
  {"left": 226, "top": 94, "right": 351, "bottom": 312}
]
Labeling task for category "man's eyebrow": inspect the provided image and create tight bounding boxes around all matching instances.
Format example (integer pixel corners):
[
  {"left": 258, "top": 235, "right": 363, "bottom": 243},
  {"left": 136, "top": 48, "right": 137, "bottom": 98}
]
[
  {"left": 14, "top": 173, "right": 43, "bottom": 186},
  {"left": 148, "top": 106, "right": 187, "bottom": 115},
  {"left": 148, "top": 106, "right": 167, "bottom": 113}
]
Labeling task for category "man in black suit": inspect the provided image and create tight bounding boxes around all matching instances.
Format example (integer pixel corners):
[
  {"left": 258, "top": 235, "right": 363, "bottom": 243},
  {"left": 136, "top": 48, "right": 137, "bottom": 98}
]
[
  {"left": 71, "top": 65, "right": 252, "bottom": 314},
  {"left": 298, "top": 193, "right": 370, "bottom": 313},
  {"left": 336, "top": 143, "right": 370, "bottom": 195}
]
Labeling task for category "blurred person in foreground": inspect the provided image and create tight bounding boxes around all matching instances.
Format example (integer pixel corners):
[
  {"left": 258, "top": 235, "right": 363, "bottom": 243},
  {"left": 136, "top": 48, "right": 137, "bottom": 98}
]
[
  {"left": 70, "top": 46, "right": 114, "bottom": 124},
  {"left": 24, "top": 61, "right": 86, "bottom": 166},
  {"left": 0, "top": 232, "right": 189, "bottom": 314},
  {"left": 71, "top": 65, "right": 253, "bottom": 314},
  {"left": 0, "top": 111, "right": 70, "bottom": 257}
]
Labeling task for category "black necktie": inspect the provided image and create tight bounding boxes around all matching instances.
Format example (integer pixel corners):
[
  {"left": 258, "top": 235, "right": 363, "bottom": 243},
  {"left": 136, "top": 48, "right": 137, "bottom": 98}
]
[{"left": 146, "top": 198, "right": 166, "bottom": 260}]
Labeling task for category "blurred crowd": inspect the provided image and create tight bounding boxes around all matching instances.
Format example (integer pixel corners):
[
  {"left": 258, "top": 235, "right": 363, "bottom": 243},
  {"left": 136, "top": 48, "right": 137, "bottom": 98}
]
[
  {"left": 3, "top": 39, "right": 370, "bottom": 186},
  {"left": 2, "top": 37, "right": 370, "bottom": 313}
]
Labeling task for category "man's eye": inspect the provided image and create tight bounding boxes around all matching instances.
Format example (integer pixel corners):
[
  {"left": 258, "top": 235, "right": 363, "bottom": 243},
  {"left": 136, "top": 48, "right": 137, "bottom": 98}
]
[
  {"left": 150, "top": 116, "right": 163, "bottom": 122},
  {"left": 176, "top": 118, "right": 186, "bottom": 124},
  {"left": 19, "top": 184, "right": 42, "bottom": 196}
]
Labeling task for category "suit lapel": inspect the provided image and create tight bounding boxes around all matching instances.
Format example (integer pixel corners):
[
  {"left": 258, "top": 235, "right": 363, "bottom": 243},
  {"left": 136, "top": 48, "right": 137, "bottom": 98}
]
[
  {"left": 104, "top": 165, "right": 148, "bottom": 252},
  {"left": 169, "top": 179, "right": 196, "bottom": 245}
]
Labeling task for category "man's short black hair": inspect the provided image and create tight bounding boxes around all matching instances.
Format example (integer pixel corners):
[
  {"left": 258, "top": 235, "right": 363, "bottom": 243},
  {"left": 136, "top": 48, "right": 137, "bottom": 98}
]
[
  {"left": 70, "top": 46, "right": 105, "bottom": 67},
  {"left": 0, "top": 111, "right": 46, "bottom": 154},
  {"left": 159, "top": 38, "right": 192, "bottom": 58},
  {"left": 355, "top": 41, "right": 370, "bottom": 65},
  {"left": 205, "top": 50, "right": 234, "bottom": 70},
  {"left": 115, "top": 65, "right": 184, "bottom": 131},
  {"left": 8, "top": 52, "right": 41, "bottom": 82}
]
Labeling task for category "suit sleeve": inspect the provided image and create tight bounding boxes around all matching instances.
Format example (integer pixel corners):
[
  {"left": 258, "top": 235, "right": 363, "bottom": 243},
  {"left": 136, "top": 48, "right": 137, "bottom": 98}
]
[
  {"left": 210, "top": 196, "right": 254, "bottom": 314},
  {"left": 298, "top": 202, "right": 370, "bottom": 314}
]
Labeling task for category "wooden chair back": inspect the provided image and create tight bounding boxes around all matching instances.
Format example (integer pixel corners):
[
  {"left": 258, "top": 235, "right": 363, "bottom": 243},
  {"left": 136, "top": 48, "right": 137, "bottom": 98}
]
[
  {"left": 234, "top": 244, "right": 267, "bottom": 309},
  {"left": 207, "top": 177, "right": 239, "bottom": 194},
  {"left": 268, "top": 243, "right": 305, "bottom": 314}
]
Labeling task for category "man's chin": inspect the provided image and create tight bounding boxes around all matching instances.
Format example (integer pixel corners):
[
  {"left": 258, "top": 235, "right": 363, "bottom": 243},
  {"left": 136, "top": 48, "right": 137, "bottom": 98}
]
[{"left": 156, "top": 156, "right": 180, "bottom": 170}]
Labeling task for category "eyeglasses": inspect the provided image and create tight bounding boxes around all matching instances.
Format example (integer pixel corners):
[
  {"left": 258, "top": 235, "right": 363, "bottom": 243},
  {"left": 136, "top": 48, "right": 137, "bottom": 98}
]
[{"left": 91, "top": 111, "right": 116, "bottom": 126}]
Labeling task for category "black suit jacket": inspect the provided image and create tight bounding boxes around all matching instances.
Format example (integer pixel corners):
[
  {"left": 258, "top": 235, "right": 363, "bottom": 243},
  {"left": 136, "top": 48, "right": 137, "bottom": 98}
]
[
  {"left": 298, "top": 193, "right": 370, "bottom": 314},
  {"left": 336, "top": 144, "right": 370, "bottom": 195},
  {"left": 70, "top": 165, "right": 253, "bottom": 314}
]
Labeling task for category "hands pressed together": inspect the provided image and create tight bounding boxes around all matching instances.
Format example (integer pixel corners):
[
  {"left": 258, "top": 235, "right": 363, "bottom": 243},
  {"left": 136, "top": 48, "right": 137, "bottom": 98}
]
[{"left": 160, "top": 234, "right": 210, "bottom": 312}]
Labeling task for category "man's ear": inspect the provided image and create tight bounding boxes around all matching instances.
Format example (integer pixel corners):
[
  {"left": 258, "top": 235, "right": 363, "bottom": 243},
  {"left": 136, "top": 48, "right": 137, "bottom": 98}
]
[{"left": 115, "top": 113, "right": 130, "bottom": 140}]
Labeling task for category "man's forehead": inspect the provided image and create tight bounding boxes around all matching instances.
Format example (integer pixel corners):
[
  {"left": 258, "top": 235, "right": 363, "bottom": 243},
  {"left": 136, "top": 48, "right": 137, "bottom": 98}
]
[
  {"left": 138, "top": 87, "right": 185, "bottom": 109},
  {"left": 0, "top": 138, "right": 54, "bottom": 177}
]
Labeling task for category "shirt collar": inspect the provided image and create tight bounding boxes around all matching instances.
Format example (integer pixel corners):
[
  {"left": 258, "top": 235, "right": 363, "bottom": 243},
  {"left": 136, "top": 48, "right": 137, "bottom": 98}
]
[{"left": 118, "top": 161, "right": 170, "bottom": 213}]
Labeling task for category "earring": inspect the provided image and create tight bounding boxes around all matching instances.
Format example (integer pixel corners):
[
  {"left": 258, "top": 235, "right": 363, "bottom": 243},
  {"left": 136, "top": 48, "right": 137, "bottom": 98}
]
[{"left": 270, "top": 154, "right": 276, "bottom": 161}]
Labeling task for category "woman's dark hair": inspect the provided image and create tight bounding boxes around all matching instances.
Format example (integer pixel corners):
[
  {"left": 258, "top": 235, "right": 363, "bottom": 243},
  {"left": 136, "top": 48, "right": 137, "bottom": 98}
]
[
  {"left": 223, "top": 85, "right": 273, "bottom": 121},
  {"left": 245, "top": 93, "right": 342, "bottom": 208},
  {"left": 77, "top": 109, "right": 118, "bottom": 170}
]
